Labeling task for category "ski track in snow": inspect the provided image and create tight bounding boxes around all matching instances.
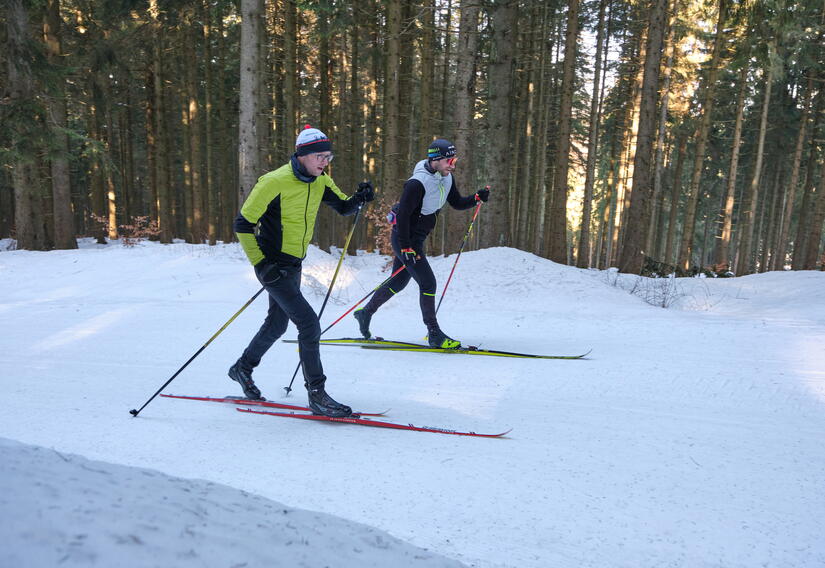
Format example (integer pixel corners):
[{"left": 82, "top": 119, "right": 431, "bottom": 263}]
[{"left": 1, "top": 240, "right": 824, "bottom": 568}]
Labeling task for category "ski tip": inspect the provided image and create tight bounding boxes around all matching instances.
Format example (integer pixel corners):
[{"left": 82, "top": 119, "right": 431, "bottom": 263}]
[{"left": 468, "top": 428, "right": 512, "bottom": 438}]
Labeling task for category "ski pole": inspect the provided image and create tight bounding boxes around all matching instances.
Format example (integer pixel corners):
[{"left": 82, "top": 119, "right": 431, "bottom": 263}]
[
  {"left": 284, "top": 263, "right": 407, "bottom": 395},
  {"left": 435, "top": 187, "right": 488, "bottom": 315},
  {"left": 283, "top": 205, "right": 363, "bottom": 395},
  {"left": 130, "top": 287, "right": 266, "bottom": 417}
]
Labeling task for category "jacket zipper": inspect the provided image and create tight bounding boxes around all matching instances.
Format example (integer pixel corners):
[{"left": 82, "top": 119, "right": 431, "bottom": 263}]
[{"left": 302, "top": 182, "right": 311, "bottom": 253}]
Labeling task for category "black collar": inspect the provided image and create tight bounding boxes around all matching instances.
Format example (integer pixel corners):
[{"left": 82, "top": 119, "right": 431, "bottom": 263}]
[{"left": 291, "top": 154, "right": 316, "bottom": 183}]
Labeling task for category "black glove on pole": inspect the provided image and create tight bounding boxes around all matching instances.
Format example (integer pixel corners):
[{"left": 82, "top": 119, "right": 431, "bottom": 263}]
[
  {"left": 355, "top": 181, "right": 375, "bottom": 203},
  {"left": 284, "top": 205, "right": 364, "bottom": 396},
  {"left": 435, "top": 186, "right": 489, "bottom": 315},
  {"left": 400, "top": 247, "right": 417, "bottom": 266},
  {"left": 129, "top": 287, "right": 267, "bottom": 417}
]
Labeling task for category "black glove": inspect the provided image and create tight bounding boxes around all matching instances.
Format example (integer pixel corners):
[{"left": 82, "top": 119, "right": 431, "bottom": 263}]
[
  {"left": 475, "top": 186, "right": 490, "bottom": 202},
  {"left": 400, "top": 247, "right": 417, "bottom": 266},
  {"left": 255, "top": 261, "right": 286, "bottom": 286},
  {"left": 355, "top": 181, "right": 375, "bottom": 204}
]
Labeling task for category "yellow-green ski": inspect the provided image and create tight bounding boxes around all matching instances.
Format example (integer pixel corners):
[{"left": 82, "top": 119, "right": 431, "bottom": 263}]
[{"left": 283, "top": 337, "right": 591, "bottom": 360}]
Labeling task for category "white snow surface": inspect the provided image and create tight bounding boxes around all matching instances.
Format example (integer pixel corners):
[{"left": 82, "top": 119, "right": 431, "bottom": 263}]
[{"left": 1, "top": 239, "right": 824, "bottom": 568}]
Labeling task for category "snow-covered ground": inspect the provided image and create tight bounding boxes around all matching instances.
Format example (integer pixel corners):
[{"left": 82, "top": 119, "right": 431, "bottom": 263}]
[{"left": 1, "top": 238, "right": 824, "bottom": 567}]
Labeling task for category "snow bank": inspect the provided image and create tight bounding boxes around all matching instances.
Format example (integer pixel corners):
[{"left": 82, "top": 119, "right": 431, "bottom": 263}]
[{"left": 0, "top": 437, "right": 464, "bottom": 568}]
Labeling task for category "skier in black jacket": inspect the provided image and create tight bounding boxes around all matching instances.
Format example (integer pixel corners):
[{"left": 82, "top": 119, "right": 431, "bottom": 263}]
[{"left": 353, "top": 139, "right": 489, "bottom": 348}]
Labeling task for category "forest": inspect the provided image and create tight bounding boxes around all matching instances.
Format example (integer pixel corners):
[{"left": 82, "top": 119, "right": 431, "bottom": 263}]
[{"left": 2, "top": 0, "right": 824, "bottom": 275}]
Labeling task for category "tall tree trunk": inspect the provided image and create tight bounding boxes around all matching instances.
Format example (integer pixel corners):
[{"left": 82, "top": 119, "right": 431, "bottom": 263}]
[
  {"left": 203, "top": 0, "right": 217, "bottom": 244},
  {"left": 545, "top": 0, "right": 579, "bottom": 262},
  {"left": 615, "top": 38, "right": 645, "bottom": 262},
  {"left": 149, "top": 0, "right": 172, "bottom": 242},
  {"left": 526, "top": 4, "right": 553, "bottom": 253},
  {"left": 382, "top": 0, "right": 403, "bottom": 199},
  {"left": 122, "top": 87, "right": 138, "bottom": 219},
  {"left": 439, "top": 0, "right": 453, "bottom": 140},
  {"left": 800, "top": 151, "right": 825, "bottom": 269},
  {"left": 715, "top": 61, "right": 749, "bottom": 269},
  {"left": 510, "top": 19, "right": 532, "bottom": 249},
  {"left": 315, "top": 4, "right": 334, "bottom": 252},
  {"left": 215, "top": 1, "right": 235, "bottom": 241},
  {"left": 618, "top": 0, "right": 668, "bottom": 273},
  {"left": 774, "top": 72, "right": 815, "bottom": 269},
  {"left": 677, "top": 0, "right": 727, "bottom": 270},
  {"left": 269, "top": 3, "right": 286, "bottom": 160},
  {"left": 363, "top": 0, "right": 383, "bottom": 250},
  {"left": 450, "top": 0, "right": 481, "bottom": 250},
  {"left": 104, "top": 92, "right": 118, "bottom": 241},
  {"left": 348, "top": 0, "right": 366, "bottom": 249},
  {"left": 646, "top": 18, "right": 674, "bottom": 260},
  {"left": 43, "top": 0, "right": 77, "bottom": 249},
  {"left": 283, "top": 0, "right": 298, "bottom": 148},
  {"left": 239, "top": 0, "right": 264, "bottom": 205},
  {"left": 419, "top": 0, "right": 436, "bottom": 149},
  {"left": 602, "top": 124, "right": 623, "bottom": 267},
  {"left": 482, "top": 0, "right": 517, "bottom": 248},
  {"left": 577, "top": 0, "right": 608, "bottom": 267},
  {"left": 664, "top": 131, "right": 687, "bottom": 264},
  {"left": 319, "top": 7, "right": 332, "bottom": 133},
  {"left": 762, "top": 165, "right": 784, "bottom": 272},
  {"left": 8, "top": 0, "right": 47, "bottom": 250},
  {"left": 1, "top": 181, "right": 14, "bottom": 238},
  {"left": 182, "top": 93, "right": 194, "bottom": 241},
  {"left": 397, "top": 2, "right": 416, "bottom": 168},
  {"left": 736, "top": 57, "right": 774, "bottom": 275},
  {"left": 256, "top": 3, "right": 269, "bottom": 169},
  {"left": 452, "top": 0, "right": 481, "bottom": 198},
  {"left": 792, "top": 88, "right": 824, "bottom": 269},
  {"left": 185, "top": 6, "right": 204, "bottom": 243},
  {"left": 145, "top": 67, "right": 159, "bottom": 227},
  {"left": 87, "top": 79, "right": 107, "bottom": 244}
]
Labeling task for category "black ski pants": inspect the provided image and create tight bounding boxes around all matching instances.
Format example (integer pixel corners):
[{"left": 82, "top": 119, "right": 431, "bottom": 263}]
[
  {"left": 363, "top": 228, "right": 440, "bottom": 329},
  {"left": 239, "top": 261, "right": 325, "bottom": 389}
]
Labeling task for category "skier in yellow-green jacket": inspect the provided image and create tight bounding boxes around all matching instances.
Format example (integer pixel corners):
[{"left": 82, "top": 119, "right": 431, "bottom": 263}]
[{"left": 231, "top": 125, "right": 374, "bottom": 417}]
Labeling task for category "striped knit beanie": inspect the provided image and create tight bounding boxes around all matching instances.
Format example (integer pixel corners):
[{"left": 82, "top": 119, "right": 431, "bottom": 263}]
[{"left": 295, "top": 125, "right": 332, "bottom": 156}]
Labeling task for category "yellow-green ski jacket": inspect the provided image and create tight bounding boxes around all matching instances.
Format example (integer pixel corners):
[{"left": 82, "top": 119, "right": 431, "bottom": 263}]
[{"left": 234, "top": 158, "right": 358, "bottom": 266}]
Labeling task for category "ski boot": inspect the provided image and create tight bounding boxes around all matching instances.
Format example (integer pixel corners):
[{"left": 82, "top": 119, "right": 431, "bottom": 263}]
[
  {"left": 228, "top": 359, "right": 263, "bottom": 400},
  {"left": 427, "top": 327, "right": 461, "bottom": 349},
  {"left": 353, "top": 308, "right": 372, "bottom": 339},
  {"left": 307, "top": 384, "right": 353, "bottom": 418}
]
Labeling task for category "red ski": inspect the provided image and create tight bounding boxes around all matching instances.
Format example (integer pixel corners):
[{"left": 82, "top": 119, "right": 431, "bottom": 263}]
[
  {"left": 237, "top": 407, "right": 511, "bottom": 438},
  {"left": 160, "top": 393, "right": 388, "bottom": 417}
]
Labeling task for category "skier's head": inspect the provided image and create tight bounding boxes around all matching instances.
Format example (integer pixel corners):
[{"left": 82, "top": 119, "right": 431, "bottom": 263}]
[
  {"left": 295, "top": 124, "right": 333, "bottom": 177},
  {"left": 426, "top": 138, "right": 457, "bottom": 175}
]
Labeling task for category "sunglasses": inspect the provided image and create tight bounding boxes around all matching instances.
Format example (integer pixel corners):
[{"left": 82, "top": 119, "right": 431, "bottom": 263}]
[{"left": 446, "top": 157, "right": 458, "bottom": 166}]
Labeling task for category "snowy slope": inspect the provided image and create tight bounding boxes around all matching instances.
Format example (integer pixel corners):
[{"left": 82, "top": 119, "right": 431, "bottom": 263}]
[
  {"left": 1, "top": 239, "right": 824, "bottom": 567},
  {"left": 0, "top": 437, "right": 463, "bottom": 567}
]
